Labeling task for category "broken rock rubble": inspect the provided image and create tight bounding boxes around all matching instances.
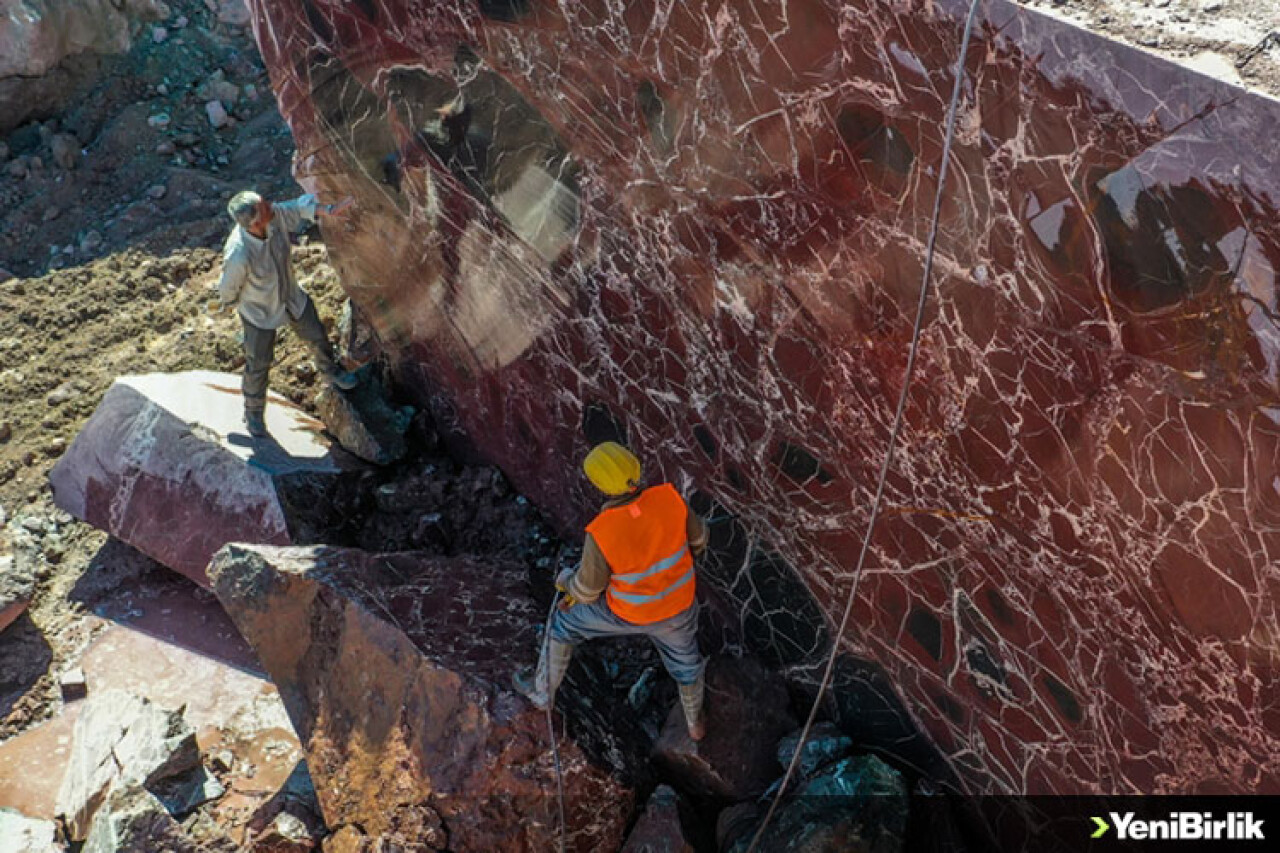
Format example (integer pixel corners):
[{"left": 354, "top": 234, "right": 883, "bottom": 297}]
[
  {"left": 209, "top": 543, "right": 638, "bottom": 852},
  {"left": 719, "top": 754, "right": 908, "bottom": 853},
  {"left": 0, "top": 552, "right": 34, "bottom": 635},
  {"left": 55, "top": 689, "right": 220, "bottom": 844}
]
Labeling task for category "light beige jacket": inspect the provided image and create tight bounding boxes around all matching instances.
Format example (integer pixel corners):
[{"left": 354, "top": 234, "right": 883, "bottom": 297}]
[{"left": 217, "top": 194, "right": 318, "bottom": 329}]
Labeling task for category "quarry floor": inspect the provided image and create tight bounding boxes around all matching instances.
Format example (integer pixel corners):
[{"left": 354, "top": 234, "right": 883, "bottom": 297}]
[{"left": 1, "top": 0, "right": 1280, "bottom": 845}]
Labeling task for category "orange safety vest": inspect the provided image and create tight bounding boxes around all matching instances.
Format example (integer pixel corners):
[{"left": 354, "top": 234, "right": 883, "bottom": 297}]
[{"left": 586, "top": 483, "right": 697, "bottom": 625}]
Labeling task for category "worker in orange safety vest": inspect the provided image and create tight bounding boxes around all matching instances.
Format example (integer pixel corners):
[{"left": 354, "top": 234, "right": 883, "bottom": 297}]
[{"left": 515, "top": 442, "right": 709, "bottom": 740}]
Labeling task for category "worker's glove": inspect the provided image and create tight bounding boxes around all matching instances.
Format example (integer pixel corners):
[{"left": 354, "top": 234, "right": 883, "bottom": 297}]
[
  {"left": 554, "top": 567, "right": 575, "bottom": 594},
  {"left": 205, "top": 298, "right": 229, "bottom": 316}
]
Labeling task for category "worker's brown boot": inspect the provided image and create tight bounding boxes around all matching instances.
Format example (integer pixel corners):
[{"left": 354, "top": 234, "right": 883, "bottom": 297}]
[
  {"left": 513, "top": 640, "right": 572, "bottom": 710},
  {"left": 679, "top": 674, "right": 706, "bottom": 741}
]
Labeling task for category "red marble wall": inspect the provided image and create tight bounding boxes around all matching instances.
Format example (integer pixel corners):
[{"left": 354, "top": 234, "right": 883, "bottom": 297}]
[{"left": 247, "top": 0, "right": 1280, "bottom": 794}]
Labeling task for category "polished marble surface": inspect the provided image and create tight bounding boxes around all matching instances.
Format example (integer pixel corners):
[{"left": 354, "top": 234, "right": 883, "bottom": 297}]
[{"left": 248, "top": 0, "right": 1280, "bottom": 793}]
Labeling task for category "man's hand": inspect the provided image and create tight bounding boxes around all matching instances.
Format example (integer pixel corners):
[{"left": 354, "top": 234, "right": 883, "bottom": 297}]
[
  {"left": 557, "top": 594, "right": 577, "bottom": 612},
  {"left": 206, "top": 298, "right": 229, "bottom": 316},
  {"left": 554, "top": 567, "right": 575, "bottom": 594},
  {"left": 319, "top": 197, "right": 354, "bottom": 217}
]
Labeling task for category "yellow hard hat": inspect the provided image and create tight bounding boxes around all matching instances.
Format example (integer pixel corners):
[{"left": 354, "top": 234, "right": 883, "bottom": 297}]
[{"left": 583, "top": 442, "right": 642, "bottom": 496}]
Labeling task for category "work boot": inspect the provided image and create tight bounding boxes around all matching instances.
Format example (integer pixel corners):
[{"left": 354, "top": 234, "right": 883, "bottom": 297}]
[
  {"left": 678, "top": 674, "right": 706, "bottom": 741},
  {"left": 244, "top": 408, "right": 269, "bottom": 438},
  {"left": 513, "top": 639, "right": 572, "bottom": 711}
]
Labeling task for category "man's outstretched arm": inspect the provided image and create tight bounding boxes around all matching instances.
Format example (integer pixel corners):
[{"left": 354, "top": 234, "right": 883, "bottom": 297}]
[{"left": 275, "top": 194, "right": 353, "bottom": 232}]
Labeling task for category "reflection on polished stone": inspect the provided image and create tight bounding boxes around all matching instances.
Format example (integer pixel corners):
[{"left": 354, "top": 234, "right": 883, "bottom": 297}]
[{"left": 248, "top": 0, "right": 1280, "bottom": 794}]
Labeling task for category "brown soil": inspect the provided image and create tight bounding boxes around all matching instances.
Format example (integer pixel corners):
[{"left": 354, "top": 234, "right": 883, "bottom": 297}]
[
  {"left": 0, "top": 0, "right": 327, "bottom": 739},
  {"left": 1017, "top": 0, "right": 1280, "bottom": 96},
  {"left": 0, "top": 0, "right": 573, "bottom": 761}
]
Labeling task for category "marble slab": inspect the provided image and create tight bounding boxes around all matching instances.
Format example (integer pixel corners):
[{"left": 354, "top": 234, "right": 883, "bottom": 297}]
[
  {"left": 49, "top": 371, "right": 350, "bottom": 586},
  {"left": 246, "top": 0, "right": 1280, "bottom": 794}
]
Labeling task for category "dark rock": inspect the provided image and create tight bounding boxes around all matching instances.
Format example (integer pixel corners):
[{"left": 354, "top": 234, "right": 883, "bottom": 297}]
[
  {"left": 49, "top": 132, "right": 79, "bottom": 170},
  {"left": 314, "top": 366, "right": 410, "bottom": 465},
  {"left": 776, "top": 722, "right": 855, "bottom": 780},
  {"left": 721, "top": 755, "right": 908, "bottom": 853},
  {"left": 620, "top": 785, "right": 693, "bottom": 853},
  {"left": 0, "top": 0, "right": 167, "bottom": 132},
  {"left": 212, "top": 0, "right": 252, "bottom": 27},
  {"left": 209, "top": 749, "right": 235, "bottom": 773},
  {"left": 253, "top": 811, "right": 317, "bottom": 852},
  {"left": 82, "top": 787, "right": 201, "bottom": 853},
  {"left": 209, "top": 544, "right": 637, "bottom": 852},
  {"left": 48, "top": 371, "right": 360, "bottom": 586},
  {"left": 150, "top": 764, "right": 225, "bottom": 817},
  {"left": 337, "top": 300, "right": 378, "bottom": 367},
  {"left": 206, "top": 99, "right": 230, "bottom": 128},
  {"left": 716, "top": 804, "right": 759, "bottom": 852},
  {"left": 244, "top": 760, "right": 325, "bottom": 852},
  {"left": 59, "top": 666, "right": 88, "bottom": 701},
  {"left": 652, "top": 656, "right": 796, "bottom": 801}
]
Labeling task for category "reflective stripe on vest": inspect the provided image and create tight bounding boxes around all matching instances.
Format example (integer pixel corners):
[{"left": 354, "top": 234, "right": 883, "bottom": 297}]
[
  {"left": 608, "top": 565, "right": 695, "bottom": 604},
  {"left": 587, "top": 483, "right": 697, "bottom": 625},
  {"left": 612, "top": 544, "right": 689, "bottom": 584}
]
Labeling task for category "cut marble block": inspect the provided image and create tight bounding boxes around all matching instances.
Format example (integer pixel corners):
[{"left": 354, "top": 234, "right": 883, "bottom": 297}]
[
  {"left": 49, "top": 371, "right": 355, "bottom": 586},
  {"left": 208, "top": 544, "right": 636, "bottom": 852},
  {"left": 247, "top": 0, "right": 1280, "bottom": 793}
]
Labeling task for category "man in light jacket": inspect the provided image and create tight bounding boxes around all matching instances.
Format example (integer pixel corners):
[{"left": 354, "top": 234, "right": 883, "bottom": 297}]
[{"left": 211, "top": 190, "right": 356, "bottom": 437}]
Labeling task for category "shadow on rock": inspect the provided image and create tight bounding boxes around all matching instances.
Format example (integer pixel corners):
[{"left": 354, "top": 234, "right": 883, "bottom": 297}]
[
  {"left": 0, "top": 611, "right": 53, "bottom": 722},
  {"left": 68, "top": 536, "right": 264, "bottom": 677}
]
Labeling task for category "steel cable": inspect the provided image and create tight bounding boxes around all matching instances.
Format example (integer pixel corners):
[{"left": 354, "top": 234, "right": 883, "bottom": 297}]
[{"left": 744, "top": 0, "right": 985, "bottom": 848}]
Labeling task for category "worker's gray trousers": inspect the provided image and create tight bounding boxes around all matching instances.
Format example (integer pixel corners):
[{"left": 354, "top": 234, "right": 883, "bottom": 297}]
[
  {"left": 240, "top": 295, "right": 339, "bottom": 413},
  {"left": 548, "top": 598, "right": 705, "bottom": 685}
]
